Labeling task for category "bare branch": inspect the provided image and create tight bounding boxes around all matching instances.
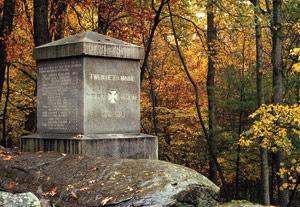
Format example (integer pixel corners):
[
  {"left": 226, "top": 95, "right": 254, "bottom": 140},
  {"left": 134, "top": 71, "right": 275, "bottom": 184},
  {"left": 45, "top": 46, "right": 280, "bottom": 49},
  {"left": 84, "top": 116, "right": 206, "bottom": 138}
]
[{"left": 70, "top": 4, "right": 87, "bottom": 31}]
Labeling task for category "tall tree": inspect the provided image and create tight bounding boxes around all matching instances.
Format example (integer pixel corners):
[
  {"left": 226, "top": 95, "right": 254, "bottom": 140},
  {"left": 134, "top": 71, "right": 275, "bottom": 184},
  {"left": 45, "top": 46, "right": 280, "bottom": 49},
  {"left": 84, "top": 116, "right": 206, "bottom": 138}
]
[
  {"left": 167, "top": 2, "right": 228, "bottom": 199},
  {"left": 251, "top": 0, "right": 270, "bottom": 204},
  {"left": 271, "top": 0, "right": 289, "bottom": 206},
  {"left": 34, "top": 0, "right": 50, "bottom": 46},
  {"left": 207, "top": 0, "right": 218, "bottom": 183},
  {"left": 97, "top": 0, "right": 108, "bottom": 34},
  {"left": 25, "top": 0, "right": 50, "bottom": 133},
  {"left": 235, "top": 35, "right": 246, "bottom": 199},
  {"left": 0, "top": 0, "right": 16, "bottom": 102}
]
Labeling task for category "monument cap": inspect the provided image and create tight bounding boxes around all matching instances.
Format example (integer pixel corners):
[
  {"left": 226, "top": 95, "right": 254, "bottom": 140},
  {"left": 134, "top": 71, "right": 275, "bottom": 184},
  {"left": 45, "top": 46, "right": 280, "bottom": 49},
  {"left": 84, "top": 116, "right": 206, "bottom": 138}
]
[{"left": 33, "top": 31, "right": 144, "bottom": 60}]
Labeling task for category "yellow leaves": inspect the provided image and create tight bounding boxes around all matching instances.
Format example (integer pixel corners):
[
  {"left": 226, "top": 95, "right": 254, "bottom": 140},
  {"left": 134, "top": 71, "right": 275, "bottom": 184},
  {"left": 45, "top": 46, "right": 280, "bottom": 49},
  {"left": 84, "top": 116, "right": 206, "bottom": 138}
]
[
  {"left": 296, "top": 166, "right": 300, "bottom": 173},
  {"left": 292, "top": 62, "right": 300, "bottom": 73},
  {"left": 278, "top": 167, "right": 287, "bottom": 177},
  {"left": 243, "top": 103, "right": 300, "bottom": 190},
  {"left": 239, "top": 136, "right": 252, "bottom": 147},
  {"left": 282, "top": 159, "right": 300, "bottom": 190},
  {"left": 291, "top": 48, "right": 300, "bottom": 56},
  {"left": 291, "top": 48, "right": 300, "bottom": 73},
  {"left": 280, "top": 183, "right": 289, "bottom": 191},
  {"left": 240, "top": 104, "right": 300, "bottom": 154}
]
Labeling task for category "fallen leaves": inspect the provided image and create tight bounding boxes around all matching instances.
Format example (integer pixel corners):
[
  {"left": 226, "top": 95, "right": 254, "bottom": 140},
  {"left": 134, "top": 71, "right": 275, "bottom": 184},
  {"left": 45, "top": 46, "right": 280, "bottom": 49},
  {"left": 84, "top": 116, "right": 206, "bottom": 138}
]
[
  {"left": 0, "top": 149, "right": 15, "bottom": 161},
  {"left": 79, "top": 187, "right": 89, "bottom": 191},
  {"left": 70, "top": 190, "right": 78, "bottom": 199},
  {"left": 101, "top": 196, "right": 113, "bottom": 205},
  {"left": 1, "top": 154, "right": 13, "bottom": 160},
  {"left": 42, "top": 186, "right": 58, "bottom": 197},
  {"left": 75, "top": 155, "right": 83, "bottom": 160},
  {"left": 5, "top": 181, "right": 17, "bottom": 190},
  {"left": 89, "top": 166, "right": 98, "bottom": 171}
]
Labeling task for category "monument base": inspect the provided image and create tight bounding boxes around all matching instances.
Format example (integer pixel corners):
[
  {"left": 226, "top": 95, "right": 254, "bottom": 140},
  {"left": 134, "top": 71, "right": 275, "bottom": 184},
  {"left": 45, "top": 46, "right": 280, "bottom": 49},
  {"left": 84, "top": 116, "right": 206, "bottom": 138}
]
[{"left": 21, "top": 133, "right": 158, "bottom": 159}]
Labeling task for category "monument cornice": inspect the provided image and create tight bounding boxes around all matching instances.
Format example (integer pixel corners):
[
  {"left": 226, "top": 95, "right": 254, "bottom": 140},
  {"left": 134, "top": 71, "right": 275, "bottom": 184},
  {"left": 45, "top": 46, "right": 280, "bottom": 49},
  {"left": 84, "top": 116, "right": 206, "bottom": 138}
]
[{"left": 34, "top": 31, "right": 144, "bottom": 60}]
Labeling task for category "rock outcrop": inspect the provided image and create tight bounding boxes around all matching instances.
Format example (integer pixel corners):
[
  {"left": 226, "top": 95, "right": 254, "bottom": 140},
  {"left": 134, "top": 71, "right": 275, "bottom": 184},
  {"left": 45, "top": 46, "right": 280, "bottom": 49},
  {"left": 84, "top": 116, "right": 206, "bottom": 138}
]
[
  {"left": 0, "top": 149, "right": 219, "bottom": 207},
  {"left": 0, "top": 192, "right": 41, "bottom": 207}
]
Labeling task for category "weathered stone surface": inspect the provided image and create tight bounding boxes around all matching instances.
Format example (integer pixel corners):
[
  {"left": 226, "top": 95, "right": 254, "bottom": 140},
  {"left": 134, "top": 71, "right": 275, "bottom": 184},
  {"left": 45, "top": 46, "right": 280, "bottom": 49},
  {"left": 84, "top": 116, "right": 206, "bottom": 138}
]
[
  {"left": 0, "top": 151, "right": 219, "bottom": 207},
  {"left": 21, "top": 133, "right": 158, "bottom": 159},
  {"left": 218, "top": 200, "right": 271, "bottom": 207},
  {"left": 36, "top": 56, "right": 140, "bottom": 134},
  {"left": 0, "top": 192, "right": 40, "bottom": 207},
  {"left": 37, "top": 57, "right": 84, "bottom": 134},
  {"left": 34, "top": 31, "right": 144, "bottom": 60},
  {"left": 84, "top": 56, "right": 140, "bottom": 134}
]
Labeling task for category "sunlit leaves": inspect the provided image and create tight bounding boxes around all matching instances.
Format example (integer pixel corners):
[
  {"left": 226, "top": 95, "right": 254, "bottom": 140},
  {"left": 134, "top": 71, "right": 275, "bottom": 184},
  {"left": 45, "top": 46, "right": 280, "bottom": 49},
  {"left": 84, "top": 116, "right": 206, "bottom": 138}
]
[
  {"left": 291, "top": 48, "right": 300, "bottom": 73},
  {"left": 240, "top": 104, "right": 300, "bottom": 154}
]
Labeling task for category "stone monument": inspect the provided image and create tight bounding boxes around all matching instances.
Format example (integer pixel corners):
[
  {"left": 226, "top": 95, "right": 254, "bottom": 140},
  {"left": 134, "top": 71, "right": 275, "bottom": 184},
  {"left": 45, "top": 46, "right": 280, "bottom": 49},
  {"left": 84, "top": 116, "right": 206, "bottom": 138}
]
[{"left": 21, "top": 31, "right": 158, "bottom": 159}]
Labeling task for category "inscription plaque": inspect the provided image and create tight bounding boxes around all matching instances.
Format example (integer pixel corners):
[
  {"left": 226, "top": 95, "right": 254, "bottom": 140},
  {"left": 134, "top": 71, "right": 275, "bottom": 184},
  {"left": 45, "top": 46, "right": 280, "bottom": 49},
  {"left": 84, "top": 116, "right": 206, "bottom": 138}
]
[
  {"left": 37, "top": 57, "right": 83, "bottom": 133},
  {"left": 84, "top": 57, "right": 140, "bottom": 134}
]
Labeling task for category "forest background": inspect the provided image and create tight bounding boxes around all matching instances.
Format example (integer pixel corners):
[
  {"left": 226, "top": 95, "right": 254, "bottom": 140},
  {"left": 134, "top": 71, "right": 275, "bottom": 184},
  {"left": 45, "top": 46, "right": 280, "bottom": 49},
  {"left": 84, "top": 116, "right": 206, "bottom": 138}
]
[{"left": 0, "top": 0, "right": 300, "bottom": 206}]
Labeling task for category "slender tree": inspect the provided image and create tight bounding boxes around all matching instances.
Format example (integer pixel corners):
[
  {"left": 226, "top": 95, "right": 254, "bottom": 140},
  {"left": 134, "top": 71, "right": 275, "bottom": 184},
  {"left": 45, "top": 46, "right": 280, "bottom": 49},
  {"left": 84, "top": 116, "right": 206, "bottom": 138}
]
[
  {"left": 251, "top": 0, "right": 271, "bottom": 204},
  {"left": 52, "top": 0, "right": 68, "bottom": 40},
  {"left": 25, "top": 0, "right": 50, "bottom": 133},
  {"left": 97, "top": 0, "right": 108, "bottom": 34},
  {"left": 235, "top": 35, "right": 246, "bottom": 199},
  {"left": 34, "top": 0, "right": 50, "bottom": 46},
  {"left": 207, "top": 0, "right": 218, "bottom": 183},
  {"left": 271, "top": 0, "right": 289, "bottom": 206},
  {"left": 168, "top": 2, "right": 228, "bottom": 200},
  {"left": 0, "top": 0, "right": 16, "bottom": 102}
]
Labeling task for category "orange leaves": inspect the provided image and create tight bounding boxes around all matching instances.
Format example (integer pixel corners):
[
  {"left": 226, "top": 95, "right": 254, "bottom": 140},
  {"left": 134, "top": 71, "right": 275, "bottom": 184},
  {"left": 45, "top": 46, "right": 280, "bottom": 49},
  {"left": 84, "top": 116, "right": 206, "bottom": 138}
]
[
  {"left": 5, "top": 181, "right": 17, "bottom": 190},
  {"left": 42, "top": 186, "right": 58, "bottom": 198},
  {"left": 1, "top": 154, "right": 14, "bottom": 160},
  {"left": 0, "top": 148, "right": 15, "bottom": 161}
]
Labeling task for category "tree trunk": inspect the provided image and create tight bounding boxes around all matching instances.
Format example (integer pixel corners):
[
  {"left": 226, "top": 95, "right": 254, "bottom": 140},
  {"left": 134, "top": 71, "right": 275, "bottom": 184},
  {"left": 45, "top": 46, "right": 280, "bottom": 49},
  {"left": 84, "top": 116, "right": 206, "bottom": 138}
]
[
  {"left": 271, "top": 0, "right": 289, "bottom": 206},
  {"left": 254, "top": 0, "right": 270, "bottom": 204},
  {"left": 34, "top": 0, "right": 50, "bottom": 46},
  {"left": 49, "top": 0, "right": 67, "bottom": 40},
  {"left": 54, "top": 0, "right": 67, "bottom": 40},
  {"left": 168, "top": 2, "right": 229, "bottom": 200},
  {"left": 0, "top": 0, "right": 16, "bottom": 102},
  {"left": 235, "top": 36, "right": 246, "bottom": 199},
  {"left": 140, "top": 0, "right": 169, "bottom": 84},
  {"left": 97, "top": 0, "right": 107, "bottom": 35},
  {"left": 260, "top": 149, "right": 270, "bottom": 204},
  {"left": 26, "top": 0, "right": 50, "bottom": 133},
  {"left": 272, "top": 0, "right": 283, "bottom": 104},
  {"left": 148, "top": 67, "right": 158, "bottom": 136},
  {"left": 1, "top": 64, "right": 10, "bottom": 147},
  {"left": 207, "top": 0, "right": 218, "bottom": 183}
]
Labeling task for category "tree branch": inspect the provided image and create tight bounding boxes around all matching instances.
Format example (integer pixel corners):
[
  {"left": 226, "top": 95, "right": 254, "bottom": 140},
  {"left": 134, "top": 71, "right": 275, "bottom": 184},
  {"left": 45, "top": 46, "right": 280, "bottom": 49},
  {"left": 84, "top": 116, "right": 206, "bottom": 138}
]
[{"left": 167, "top": 2, "right": 228, "bottom": 200}]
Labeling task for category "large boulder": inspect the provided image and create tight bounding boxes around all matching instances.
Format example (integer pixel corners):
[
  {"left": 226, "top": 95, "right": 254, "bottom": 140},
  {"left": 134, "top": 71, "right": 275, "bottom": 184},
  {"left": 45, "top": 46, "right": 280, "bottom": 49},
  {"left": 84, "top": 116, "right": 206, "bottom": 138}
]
[
  {"left": 0, "top": 192, "right": 40, "bottom": 207},
  {"left": 218, "top": 200, "right": 273, "bottom": 207},
  {"left": 0, "top": 149, "right": 219, "bottom": 207}
]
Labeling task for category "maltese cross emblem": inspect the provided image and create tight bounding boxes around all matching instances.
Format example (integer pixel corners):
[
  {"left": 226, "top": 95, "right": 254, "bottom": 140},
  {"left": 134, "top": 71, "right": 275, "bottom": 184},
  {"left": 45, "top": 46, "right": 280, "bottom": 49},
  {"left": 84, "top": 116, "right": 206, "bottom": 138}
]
[{"left": 108, "top": 90, "right": 118, "bottom": 104}]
